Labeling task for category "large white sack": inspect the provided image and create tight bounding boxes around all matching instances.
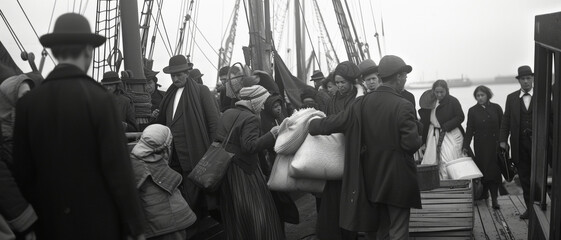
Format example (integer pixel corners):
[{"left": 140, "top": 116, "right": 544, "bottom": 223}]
[
  {"left": 267, "top": 154, "right": 326, "bottom": 193},
  {"left": 289, "top": 133, "right": 345, "bottom": 180},
  {"left": 274, "top": 108, "right": 326, "bottom": 154}
]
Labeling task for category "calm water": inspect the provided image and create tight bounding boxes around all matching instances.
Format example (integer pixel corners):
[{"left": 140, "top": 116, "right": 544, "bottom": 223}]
[{"left": 407, "top": 82, "right": 521, "bottom": 129}]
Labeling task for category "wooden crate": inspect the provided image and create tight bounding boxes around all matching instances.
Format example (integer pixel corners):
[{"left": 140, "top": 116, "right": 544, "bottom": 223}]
[{"left": 409, "top": 180, "right": 473, "bottom": 239}]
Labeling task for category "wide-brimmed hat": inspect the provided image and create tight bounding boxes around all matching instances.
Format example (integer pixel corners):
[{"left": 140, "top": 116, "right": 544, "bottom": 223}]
[
  {"left": 189, "top": 68, "right": 204, "bottom": 79},
  {"left": 419, "top": 89, "right": 436, "bottom": 109},
  {"left": 358, "top": 59, "right": 378, "bottom": 77},
  {"left": 39, "top": 13, "right": 106, "bottom": 48},
  {"left": 163, "top": 55, "right": 194, "bottom": 74},
  {"left": 516, "top": 65, "right": 534, "bottom": 79},
  {"left": 378, "top": 55, "right": 412, "bottom": 78},
  {"left": 100, "top": 71, "right": 121, "bottom": 85},
  {"left": 311, "top": 70, "right": 325, "bottom": 82}
]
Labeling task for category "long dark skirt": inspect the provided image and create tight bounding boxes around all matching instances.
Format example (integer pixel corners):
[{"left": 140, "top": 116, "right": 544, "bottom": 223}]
[
  {"left": 316, "top": 180, "right": 357, "bottom": 240},
  {"left": 219, "top": 163, "right": 285, "bottom": 240}
]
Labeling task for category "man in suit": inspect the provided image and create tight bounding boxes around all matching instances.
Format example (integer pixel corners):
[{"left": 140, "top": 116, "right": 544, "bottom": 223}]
[
  {"left": 499, "top": 65, "right": 534, "bottom": 219},
  {"left": 13, "top": 13, "right": 144, "bottom": 239},
  {"left": 154, "top": 55, "right": 219, "bottom": 235}
]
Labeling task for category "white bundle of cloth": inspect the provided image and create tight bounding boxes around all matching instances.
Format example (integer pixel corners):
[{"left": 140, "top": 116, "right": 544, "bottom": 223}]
[
  {"left": 274, "top": 108, "right": 325, "bottom": 154},
  {"left": 290, "top": 133, "right": 345, "bottom": 180},
  {"left": 267, "top": 154, "right": 326, "bottom": 193}
]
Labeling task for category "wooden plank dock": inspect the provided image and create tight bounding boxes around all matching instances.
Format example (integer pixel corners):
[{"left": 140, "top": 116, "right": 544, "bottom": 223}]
[{"left": 285, "top": 180, "right": 528, "bottom": 240}]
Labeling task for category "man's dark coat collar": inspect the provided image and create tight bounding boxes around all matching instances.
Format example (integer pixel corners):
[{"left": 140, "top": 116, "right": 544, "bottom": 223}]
[
  {"left": 44, "top": 64, "right": 96, "bottom": 83},
  {"left": 375, "top": 85, "right": 402, "bottom": 97}
]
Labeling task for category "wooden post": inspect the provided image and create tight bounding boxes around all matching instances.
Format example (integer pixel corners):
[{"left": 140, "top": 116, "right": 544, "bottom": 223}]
[
  {"left": 294, "top": 0, "right": 305, "bottom": 81},
  {"left": 248, "top": 0, "right": 271, "bottom": 73},
  {"left": 119, "top": 0, "right": 146, "bottom": 84}
]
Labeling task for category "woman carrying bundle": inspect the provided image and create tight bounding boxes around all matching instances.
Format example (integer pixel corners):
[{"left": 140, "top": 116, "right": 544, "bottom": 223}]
[
  {"left": 419, "top": 80, "right": 465, "bottom": 179},
  {"left": 215, "top": 85, "right": 284, "bottom": 239}
]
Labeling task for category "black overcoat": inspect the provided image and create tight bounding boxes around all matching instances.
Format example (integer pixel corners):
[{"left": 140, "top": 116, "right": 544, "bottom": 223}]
[
  {"left": 463, "top": 103, "right": 503, "bottom": 183},
  {"left": 499, "top": 90, "right": 533, "bottom": 165},
  {"left": 418, "top": 94, "right": 465, "bottom": 144},
  {"left": 13, "top": 64, "right": 144, "bottom": 239},
  {"left": 309, "top": 86, "right": 422, "bottom": 232}
]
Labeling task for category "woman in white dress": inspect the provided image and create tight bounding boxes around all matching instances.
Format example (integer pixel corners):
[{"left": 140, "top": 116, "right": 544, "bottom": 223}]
[{"left": 419, "top": 80, "right": 465, "bottom": 179}]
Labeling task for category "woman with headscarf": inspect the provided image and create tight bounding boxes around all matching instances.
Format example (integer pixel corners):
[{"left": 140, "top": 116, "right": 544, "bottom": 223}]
[
  {"left": 317, "top": 61, "right": 362, "bottom": 240},
  {"left": 215, "top": 85, "right": 284, "bottom": 239},
  {"left": 419, "top": 80, "right": 465, "bottom": 179},
  {"left": 463, "top": 86, "right": 503, "bottom": 209},
  {"left": 130, "top": 124, "right": 196, "bottom": 239},
  {"left": 328, "top": 61, "right": 364, "bottom": 116}
]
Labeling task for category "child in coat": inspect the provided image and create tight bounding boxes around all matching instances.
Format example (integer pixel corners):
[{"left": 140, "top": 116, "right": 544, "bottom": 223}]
[{"left": 130, "top": 124, "right": 196, "bottom": 240}]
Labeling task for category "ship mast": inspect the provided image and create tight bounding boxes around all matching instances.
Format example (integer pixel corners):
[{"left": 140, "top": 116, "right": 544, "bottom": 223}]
[{"left": 246, "top": 0, "right": 272, "bottom": 73}]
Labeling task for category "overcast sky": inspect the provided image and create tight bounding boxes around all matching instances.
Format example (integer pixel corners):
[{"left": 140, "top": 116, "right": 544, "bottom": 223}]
[{"left": 1, "top": 0, "right": 561, "bottom": 90}]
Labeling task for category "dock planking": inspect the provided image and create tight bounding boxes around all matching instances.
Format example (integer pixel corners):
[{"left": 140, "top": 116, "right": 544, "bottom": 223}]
[
  {"left": 473, "top": 195, "right": 529, "bottom": 240},
  {"left": 410, "top": 180, "right": 473, "bottom": 238}
]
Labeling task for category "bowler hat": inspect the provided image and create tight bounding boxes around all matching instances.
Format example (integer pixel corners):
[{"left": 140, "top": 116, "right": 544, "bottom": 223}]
[
  {"left": 39, "top": 13, "right": 106, "bottom": 48},
  {"left": 358, "top": 59, "right": 378, "bottom": 77},
  {"left": 516, "top": 65, "right": 534, "bottom": 79},
  {"left": 378, "top": 55, "right": 412, "bottom": 78},
  {"left": 311, "top": 70, "right": 325, "bottom": 82},
  {"left": 100, "top": 71, "right": 121, "bottom": 85},
  {"left": 163, "top": 55, "right": 194, "bottom": 74},
  {"left": 189, "top": 68, "right": 204, "bottom": 79}
]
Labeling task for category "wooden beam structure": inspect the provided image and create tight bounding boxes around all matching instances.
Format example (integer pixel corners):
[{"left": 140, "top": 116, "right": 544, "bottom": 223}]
[{"left": 529, "top": 11, "right": 561, "bottom": 240}]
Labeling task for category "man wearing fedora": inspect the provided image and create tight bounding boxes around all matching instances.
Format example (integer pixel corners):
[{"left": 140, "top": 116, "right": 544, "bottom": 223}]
[
  {"left": 499, "top": 65, "right": 536, "bottom": 219},
  {"left": 309, "top": 55, "right": 422, "bottom": 240},
  {"left": 311, "top": 70, "right": 325, "bottom": 91},
  {"left": 144, "top": 68, "right": 165, "bottom": 121},
  {"left": 100, "top": 71, "right": 138, "bottom": 132},
  {"left": 12, "top": 13, "right": 144, "bottom": 240},
  {"left": 154, "top": 55, "right": 219, "bottom": 234}
]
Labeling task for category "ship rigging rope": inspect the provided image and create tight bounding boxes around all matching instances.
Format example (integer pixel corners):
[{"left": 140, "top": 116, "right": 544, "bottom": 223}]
[
  {"left": 154, "top": 0, "right": 174, "bottom": 56},
  {"left": 297, "top": 1, "right": 321, "bottom": 69},
  {"left": 357, "top": 0, "right": 368, "bottom": 45},
  {"left": 151, "top": 15, "right": 172, "bottom": 57},
  {"left": 16, "top": 0, "right": 56, "bottom": 65},
  {"left": 81, "top": 0, "right": 89, "bottom": 14},
  {"left": 187, "top": 0, "right": 200, "bottom": 57},
  {"left": 191, "top": 21, "right": 219, "bottom": 56},
  {"left": 0, "top": 10, "right": 25, "bottom": 53},
  {"left": 47, "top": 0, "right": 57, "bottom": 33},
  {"left": 192, "top": 39, "right": 217, "bottom": 70}
]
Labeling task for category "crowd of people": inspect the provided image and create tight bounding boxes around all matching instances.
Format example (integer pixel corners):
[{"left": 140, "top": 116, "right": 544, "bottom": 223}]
[{"left": 0, "top": 13, "right": 536, "bottom": 240}]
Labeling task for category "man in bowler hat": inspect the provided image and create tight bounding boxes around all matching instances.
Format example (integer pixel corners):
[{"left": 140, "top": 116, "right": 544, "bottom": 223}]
[
  {"left": 154, "top": 55, "right": 219, "bottom": 236},
  {"left": 12, "top": 13, "right": 145, "bottom": 239},
  {"left": 499, "top": 65, "right": 536, "bottom": 219},
  {"left": 309, "top": 55, "right": 422, "bottom": 240}
]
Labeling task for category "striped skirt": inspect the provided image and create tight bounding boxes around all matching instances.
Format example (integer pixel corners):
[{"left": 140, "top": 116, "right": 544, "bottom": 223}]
[{"left": 219, "top": 163, "right": 285, "bottom": 240}]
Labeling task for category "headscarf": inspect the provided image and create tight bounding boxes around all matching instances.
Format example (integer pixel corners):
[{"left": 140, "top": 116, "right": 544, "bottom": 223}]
[
  {"left": 235, "top": 85, "right": 270, "bottom": 113},
  {"left": 334, "top": 61, "right": 360, "bottom": 84},
  {"left": 131, "top": 124, "right": 173, "bottom": 163}
]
